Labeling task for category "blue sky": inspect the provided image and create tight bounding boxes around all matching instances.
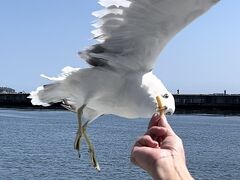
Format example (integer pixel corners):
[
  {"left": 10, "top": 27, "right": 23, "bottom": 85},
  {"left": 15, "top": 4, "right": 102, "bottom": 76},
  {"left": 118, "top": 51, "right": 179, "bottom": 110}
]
[{"left": 0, "top": 0, "right": 239, "bottom": 94}]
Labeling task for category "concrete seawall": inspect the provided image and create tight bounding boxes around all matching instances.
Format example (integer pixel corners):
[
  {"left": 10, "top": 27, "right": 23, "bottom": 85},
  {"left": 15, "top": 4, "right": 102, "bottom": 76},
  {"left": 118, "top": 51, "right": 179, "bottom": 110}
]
[
  {"left": 0, "top": 94, "right": 31, "bottom": 107},
  {"left": 175, "top": 94, "right": 240, "bottom": 109},
  {"left": 0, "top": 93, "right": 240, "bottom": 113},
  {"left": 0, "top": 94, "right": 61, "bottom": 109}
]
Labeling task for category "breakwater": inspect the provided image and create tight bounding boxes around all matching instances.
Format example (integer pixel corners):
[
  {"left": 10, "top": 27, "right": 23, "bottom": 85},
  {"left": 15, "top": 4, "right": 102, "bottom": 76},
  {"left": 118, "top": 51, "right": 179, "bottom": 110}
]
[
  {"left": 174, "top": 94, "right": 240, "bottom": 114},
  {"left": 0, "top": 94, "right": 61, "bottom": 109},
  {"left": 0, "top": 93, "right": 240, "bottom": 113},
  {"left": 175, "top": 94, "right": 240, "bottom": 109},
  {"left": 0, "top": 94, "right": 31, "bottom": 107}
]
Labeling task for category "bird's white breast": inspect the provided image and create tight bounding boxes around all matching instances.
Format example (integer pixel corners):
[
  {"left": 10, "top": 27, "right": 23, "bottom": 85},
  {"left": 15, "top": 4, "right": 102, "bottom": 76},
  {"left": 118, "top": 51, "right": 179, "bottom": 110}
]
[
  {"left": 65, "top": 68, "right": 174, "bottom": 119},
  {"left": 85, "top": 69, "right": 173, "bottom": 119}
]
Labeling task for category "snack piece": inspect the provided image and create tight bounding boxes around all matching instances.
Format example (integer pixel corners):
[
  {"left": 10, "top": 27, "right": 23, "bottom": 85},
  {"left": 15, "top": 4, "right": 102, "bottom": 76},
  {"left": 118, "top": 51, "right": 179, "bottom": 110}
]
[{"left": 156, "top": 96, "right": 164, "bottom": 115}]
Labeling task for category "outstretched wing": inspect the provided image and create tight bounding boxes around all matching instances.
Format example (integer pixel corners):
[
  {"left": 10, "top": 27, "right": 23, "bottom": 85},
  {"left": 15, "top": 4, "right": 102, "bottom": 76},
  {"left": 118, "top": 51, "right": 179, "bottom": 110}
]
[{"left": 79, "top": 0, "right": 220, "bottom": 72}]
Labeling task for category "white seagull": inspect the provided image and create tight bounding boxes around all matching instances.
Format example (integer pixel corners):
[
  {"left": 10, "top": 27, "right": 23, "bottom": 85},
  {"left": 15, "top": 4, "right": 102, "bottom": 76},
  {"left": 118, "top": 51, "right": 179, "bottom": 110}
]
[{"left": 29, "top": 0, "right": 220, "bottom": 171}]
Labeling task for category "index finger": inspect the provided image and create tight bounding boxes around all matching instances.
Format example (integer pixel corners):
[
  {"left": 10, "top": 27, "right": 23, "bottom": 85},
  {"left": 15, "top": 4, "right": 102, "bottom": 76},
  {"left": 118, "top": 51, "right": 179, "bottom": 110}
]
[{"left": 148, "top": 113, "right": 161, "bottom": 129}]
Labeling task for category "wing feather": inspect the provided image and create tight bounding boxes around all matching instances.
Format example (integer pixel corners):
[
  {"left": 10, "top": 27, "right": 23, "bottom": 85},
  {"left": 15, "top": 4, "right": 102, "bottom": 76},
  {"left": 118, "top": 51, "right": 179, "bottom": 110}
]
[{"left": 79, "top": 0, "right": 220, "bottom": 72}]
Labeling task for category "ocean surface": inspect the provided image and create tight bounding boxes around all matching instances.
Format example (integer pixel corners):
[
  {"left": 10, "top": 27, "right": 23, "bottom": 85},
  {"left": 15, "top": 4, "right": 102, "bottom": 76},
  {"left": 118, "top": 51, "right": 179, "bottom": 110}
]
[{"left": 0, "top": 109, "right": 240, "bottom": 180}]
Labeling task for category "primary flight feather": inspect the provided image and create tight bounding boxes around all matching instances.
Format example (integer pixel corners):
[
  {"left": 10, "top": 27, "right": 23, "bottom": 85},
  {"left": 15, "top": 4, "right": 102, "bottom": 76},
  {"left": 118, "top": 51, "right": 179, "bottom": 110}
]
[{"left": 29, "top": 0, "right": 220, "bottom": 171}]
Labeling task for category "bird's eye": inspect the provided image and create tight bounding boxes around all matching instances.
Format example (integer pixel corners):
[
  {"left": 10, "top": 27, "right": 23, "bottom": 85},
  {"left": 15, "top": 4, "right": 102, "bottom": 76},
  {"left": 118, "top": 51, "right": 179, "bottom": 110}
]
[
  {"left": 163, "top": 106, "right": 168, "bottom": 110},
  {"left": 165, "top": 111, "right": 172, "bottom": 115},
  {"left": 163, "top": 94, "right": 169, "bottom": 98}
]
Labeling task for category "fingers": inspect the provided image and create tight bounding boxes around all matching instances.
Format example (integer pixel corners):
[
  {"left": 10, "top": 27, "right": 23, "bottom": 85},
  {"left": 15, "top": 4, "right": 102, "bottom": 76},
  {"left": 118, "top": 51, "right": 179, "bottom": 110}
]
[
  {"left": 148, "top": 113, "right": 175, "bottom": 135},
  {"left": 135, "top": 135, "right": 159, "bottom": 148},
  {"left": 145, "top": 126, "right": 168, "bottom": 139}
]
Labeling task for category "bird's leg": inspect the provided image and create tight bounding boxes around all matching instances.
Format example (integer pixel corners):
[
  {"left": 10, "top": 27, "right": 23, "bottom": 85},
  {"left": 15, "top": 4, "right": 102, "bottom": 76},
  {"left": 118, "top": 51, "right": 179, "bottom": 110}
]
[
  {"left": 82, "top": 121, "right": 100, "bottom": 171},
  {"left": 74, "top": 105, "right": 86, "bottom": 158}
]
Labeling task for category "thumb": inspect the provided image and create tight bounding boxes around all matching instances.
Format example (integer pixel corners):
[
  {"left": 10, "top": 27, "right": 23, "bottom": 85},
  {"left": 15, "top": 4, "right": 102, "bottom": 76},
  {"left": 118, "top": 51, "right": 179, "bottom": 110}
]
[{"left": 158, "top": 115, "right": 175, "bottom": 135}]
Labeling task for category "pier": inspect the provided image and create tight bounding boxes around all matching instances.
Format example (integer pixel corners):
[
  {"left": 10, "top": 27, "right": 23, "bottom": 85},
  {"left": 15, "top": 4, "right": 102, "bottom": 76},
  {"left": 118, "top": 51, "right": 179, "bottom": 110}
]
[
  {"left": 174, "top": 94, "right": 240, "bottom": 114},
  {"left": 0, "top": 93, "right": 61, "bottom": 109}
]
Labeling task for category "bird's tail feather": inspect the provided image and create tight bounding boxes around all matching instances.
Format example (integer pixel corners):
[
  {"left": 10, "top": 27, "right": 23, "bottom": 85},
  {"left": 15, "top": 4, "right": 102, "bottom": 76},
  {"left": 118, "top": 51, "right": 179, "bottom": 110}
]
[
  {"left": 28, "top": 83, "right": 65, "bottom": 106},
  {"left": 28, "top": 66, "right": 80, "bottom": 106}
]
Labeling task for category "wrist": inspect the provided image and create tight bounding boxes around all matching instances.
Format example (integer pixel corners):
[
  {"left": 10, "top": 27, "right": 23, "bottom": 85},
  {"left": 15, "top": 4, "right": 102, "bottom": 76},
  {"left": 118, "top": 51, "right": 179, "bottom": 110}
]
[{"left": 150, "top": 155, "right": 193, "bottom": 180}]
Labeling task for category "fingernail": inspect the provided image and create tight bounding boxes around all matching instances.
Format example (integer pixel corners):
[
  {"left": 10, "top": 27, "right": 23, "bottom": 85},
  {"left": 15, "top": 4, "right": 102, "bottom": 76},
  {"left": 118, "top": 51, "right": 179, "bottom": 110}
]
[
  {"left": 152, "top": 112, "right": 160, "bottom": 119},
  {"left": 152, "top": 141, "right": 159, "bottom": 148}
]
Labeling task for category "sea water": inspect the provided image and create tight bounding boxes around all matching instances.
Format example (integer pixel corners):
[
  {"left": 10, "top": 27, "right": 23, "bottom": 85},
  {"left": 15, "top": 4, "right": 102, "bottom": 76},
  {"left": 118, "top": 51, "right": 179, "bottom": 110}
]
[{"left": 0, "top": 109, "right": 239, "bottom": 180}]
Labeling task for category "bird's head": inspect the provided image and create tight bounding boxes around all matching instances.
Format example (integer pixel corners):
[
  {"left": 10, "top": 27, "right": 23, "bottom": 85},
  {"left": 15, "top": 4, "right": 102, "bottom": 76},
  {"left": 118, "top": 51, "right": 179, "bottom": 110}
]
[
  {"left": 141, "top": 72, "right": 175, "bottom": 115},
  {"left": 156, "top": 93, "right": 175, "bottom": 115}
]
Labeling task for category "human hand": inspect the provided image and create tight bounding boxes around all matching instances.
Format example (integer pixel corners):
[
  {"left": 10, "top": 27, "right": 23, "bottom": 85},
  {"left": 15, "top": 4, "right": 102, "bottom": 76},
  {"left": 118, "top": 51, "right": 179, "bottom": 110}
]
[{"left": 131, "top": 113, "right": 193, "bottom": 180}]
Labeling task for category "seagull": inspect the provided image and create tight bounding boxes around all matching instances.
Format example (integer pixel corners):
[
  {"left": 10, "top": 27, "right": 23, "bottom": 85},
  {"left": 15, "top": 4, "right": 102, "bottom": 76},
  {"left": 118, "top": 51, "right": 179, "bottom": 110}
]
[{"left": 29, "top": 0, "right": 220, "bottom": 171}]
